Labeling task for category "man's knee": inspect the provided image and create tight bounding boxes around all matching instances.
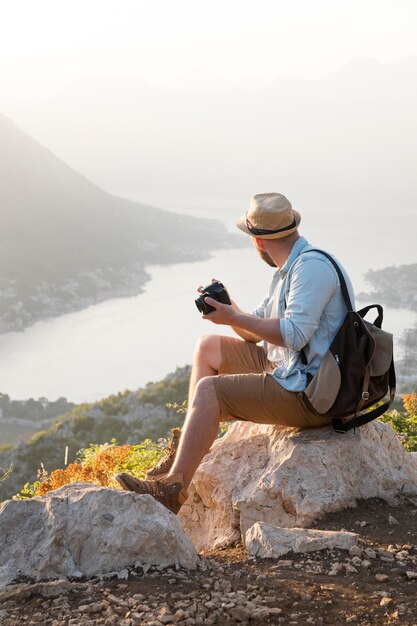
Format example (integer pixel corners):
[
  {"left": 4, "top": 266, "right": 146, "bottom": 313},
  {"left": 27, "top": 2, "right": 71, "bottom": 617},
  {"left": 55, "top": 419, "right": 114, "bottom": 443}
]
[
  {"left": 194, "top": 334, "right": 222, "bottom": 369},
  {"left": 193, "top": 376, "right": 219, "bottom": 407}
]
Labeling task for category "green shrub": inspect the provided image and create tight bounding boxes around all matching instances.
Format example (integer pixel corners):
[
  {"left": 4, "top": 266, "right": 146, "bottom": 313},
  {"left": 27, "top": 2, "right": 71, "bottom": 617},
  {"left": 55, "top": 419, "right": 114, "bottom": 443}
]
[
  {"left": 380, "top": 411, "right": 417, "bottom": 451},
  {"left": 70, "top": 413, "right": 96, "bottom": 435}
]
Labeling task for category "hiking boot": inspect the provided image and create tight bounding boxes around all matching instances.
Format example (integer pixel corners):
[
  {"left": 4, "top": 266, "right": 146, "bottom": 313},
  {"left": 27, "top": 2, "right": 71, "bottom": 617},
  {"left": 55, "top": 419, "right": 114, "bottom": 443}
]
[
  {"left": 145, "top": 428, "right": 182, "bottom": 479},
  {"left": 115, "top": 472, "right": 188, "bottom": 514}
]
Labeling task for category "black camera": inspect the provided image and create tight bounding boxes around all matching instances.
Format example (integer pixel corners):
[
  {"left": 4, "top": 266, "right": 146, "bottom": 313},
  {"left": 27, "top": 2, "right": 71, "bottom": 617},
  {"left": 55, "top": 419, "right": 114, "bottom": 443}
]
[{"left": 195, "top": 281, "right": 231, "bottom": 315}]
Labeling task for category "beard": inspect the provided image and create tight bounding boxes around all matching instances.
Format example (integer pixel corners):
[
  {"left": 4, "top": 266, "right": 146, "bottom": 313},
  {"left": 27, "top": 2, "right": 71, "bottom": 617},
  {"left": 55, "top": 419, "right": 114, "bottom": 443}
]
[{"left": 256, "top": 247, "right": 277, "bottom": 268}]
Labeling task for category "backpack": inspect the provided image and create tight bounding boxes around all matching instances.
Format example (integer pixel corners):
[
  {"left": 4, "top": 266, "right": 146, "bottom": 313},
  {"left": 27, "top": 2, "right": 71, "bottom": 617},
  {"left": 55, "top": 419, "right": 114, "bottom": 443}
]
[{"left": 297, "top": 249, "right": 396, "bottom": 433}]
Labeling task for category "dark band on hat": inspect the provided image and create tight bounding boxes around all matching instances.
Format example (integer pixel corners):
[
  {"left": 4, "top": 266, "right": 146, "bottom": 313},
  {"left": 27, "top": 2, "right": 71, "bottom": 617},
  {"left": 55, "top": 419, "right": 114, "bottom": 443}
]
[{"left": 245, "top": 215, "right": 297, "bottom": 236}]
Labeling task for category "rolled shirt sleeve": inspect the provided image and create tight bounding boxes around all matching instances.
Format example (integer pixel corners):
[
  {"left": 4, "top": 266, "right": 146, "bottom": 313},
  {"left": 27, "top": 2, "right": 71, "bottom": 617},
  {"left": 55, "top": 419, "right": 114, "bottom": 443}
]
[{"left": 251, "top": 295, "right": 269, "bottom": 318}]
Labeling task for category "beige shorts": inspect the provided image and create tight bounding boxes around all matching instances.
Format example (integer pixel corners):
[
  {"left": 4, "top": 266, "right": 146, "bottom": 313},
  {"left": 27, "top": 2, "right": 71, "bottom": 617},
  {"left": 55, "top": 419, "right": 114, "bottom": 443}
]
[{"left": 212, "top": 336, "right": 330, "bottom": 428}]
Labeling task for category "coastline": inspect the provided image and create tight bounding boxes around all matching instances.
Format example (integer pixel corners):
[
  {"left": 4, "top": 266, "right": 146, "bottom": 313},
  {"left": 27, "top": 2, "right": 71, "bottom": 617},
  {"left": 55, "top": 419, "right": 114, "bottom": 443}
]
[
  {"left": 0, "top": 266, "right": 151, "bottom": 335},
  {"left": 0, "top": 247, "right": 220, "bottom": 334}
]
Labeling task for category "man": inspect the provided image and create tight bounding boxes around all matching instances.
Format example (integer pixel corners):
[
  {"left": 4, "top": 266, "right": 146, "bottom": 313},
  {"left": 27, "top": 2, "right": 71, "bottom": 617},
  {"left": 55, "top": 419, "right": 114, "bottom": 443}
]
[{"left": 116, "top": 192, "right": 354, "bottom": 514}]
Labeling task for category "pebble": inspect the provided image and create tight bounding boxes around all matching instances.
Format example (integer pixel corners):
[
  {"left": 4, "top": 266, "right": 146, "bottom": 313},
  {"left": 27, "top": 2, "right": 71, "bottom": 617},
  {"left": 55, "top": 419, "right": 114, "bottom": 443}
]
[
  {"left": 388, "top": 515, "right": 399, "bottom": 525},
  {"left": 396, "top": 550, "right": 409, "bottom": 560},
  {"left": 328, "top": 562, "right": 344, "bottom": 576},
  {"left": 378, "top": 550, "right": 394, "bottom": 559},
  {"left": 174, "top": 609, "right": 187, "bottom": 620},
  {"left": 375, "top": 574, "right": 389, "bottom": 582},
  {"left": 364, "top": 548, "right": 377, "bottom": 559},
  {"left": 380, "top": 597, "right": 393, "bottom": 608},
  {"left": 349, "top": 546, "right": 362, "bottom": 558},
  {"left": 252, "top": 608, "right": 270, "bottom": 620},
  {"left": 405, "top": 571, "right": 417, "bottom": 580},
  {"left": 229, "top": 606, "right": 251, "bottom": 622},
  {"left": 268, "top": 607, "right": 283, "bottom": 615}
]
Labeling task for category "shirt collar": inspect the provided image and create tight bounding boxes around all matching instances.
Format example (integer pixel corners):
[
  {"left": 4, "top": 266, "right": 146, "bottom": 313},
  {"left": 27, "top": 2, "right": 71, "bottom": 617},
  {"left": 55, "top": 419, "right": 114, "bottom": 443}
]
[{"left": 280, "top": 236, "right": 310, "bottom": 275}]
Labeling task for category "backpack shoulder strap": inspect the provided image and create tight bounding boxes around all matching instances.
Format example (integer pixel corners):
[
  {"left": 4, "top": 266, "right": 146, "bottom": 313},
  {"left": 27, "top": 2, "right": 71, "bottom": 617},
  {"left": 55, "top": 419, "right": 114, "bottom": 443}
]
[
  {"left": 287, "top": 248, "right": 353, "bottom": 367},
  {"left": 300, "top": 249, "right": 354, "bottom": 312}
]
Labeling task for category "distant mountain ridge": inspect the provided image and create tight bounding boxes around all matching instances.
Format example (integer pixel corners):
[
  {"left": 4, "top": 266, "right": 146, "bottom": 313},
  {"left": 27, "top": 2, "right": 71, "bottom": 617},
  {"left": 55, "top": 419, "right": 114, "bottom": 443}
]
[
  {"left": 0, "top": 113, "right": 241, "bottom": 331},
  {"left": 8, "top": 56, "right": 417, "bottom": 212}
]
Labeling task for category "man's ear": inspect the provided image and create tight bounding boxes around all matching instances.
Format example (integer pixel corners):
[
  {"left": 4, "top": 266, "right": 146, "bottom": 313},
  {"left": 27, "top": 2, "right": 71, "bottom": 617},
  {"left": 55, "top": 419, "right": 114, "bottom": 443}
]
[{"left": 254, "top": 237, "right": 264, "bottom": 249}]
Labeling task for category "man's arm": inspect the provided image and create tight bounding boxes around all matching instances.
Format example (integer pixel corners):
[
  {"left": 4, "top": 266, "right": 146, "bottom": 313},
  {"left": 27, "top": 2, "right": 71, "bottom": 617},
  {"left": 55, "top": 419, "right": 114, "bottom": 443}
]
[
  {"left": 204, "top": 256, "right": 341, "bottom": 352},
  {"left": 203, "top": 297, "right": 285, "bottom": 347},
  {"left": 229, "top": 300, "right": 263, "bottom": 343}
]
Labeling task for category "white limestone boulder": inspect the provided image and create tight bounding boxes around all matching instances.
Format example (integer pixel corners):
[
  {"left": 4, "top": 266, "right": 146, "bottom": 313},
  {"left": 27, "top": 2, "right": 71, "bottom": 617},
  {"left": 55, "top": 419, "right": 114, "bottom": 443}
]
[
  {"left": 0, "top": 482, "right": 197, "bottom": 590},
  {"left": 245, "top": 523, "right": 358, "bottom": 558},
  {"left": 179, "top": 421, "right": 417, "bottom": 551}
]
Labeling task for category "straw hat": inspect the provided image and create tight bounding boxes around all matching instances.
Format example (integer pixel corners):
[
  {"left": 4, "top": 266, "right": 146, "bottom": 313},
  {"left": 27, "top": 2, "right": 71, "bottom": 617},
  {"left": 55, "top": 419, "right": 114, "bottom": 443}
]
[{"left": 236, "top": 192, "right": 301, "bottom": 239}]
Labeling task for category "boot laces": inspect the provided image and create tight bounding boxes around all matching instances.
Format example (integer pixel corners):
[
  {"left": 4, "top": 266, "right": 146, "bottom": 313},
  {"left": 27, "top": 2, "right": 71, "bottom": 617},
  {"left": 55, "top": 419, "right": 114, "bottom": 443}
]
[
  {"left": 155, "top": 432, "right": 180, "bottom": 468},
  {"left": 135, "top": 476, "right": 166, "bottom": 497}
]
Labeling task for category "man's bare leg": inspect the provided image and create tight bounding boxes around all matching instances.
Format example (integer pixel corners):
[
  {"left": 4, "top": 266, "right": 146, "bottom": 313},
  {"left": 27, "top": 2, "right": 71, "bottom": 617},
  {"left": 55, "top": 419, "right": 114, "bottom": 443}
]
[
  {"left": 188, "top": 334, "right": 222, "bottom": 405},
  {"left": 170, "top": 376, "right": 221, "bottom": 489}
]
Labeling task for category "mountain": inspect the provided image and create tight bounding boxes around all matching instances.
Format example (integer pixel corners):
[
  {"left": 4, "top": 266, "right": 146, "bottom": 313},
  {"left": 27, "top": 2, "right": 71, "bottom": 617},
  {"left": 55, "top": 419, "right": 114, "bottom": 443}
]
[
  {"left": 7, "top": 57, "right": 417, "bottom": 212},
  {"left": 0, "top": 114, "right": 241, "bottom": 331}
]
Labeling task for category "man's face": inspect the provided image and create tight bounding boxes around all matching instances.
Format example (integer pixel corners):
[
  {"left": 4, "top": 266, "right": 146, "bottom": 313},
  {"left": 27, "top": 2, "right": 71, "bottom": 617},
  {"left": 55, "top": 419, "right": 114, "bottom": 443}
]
[{"left": 252, "top": 238, "right": 277, "bottom": 268}]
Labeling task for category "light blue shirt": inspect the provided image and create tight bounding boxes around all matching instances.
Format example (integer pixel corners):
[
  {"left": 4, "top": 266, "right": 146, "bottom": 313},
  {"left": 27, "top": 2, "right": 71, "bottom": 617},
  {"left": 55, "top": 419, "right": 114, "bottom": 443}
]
[{"left": 252, "top": 236, "right": 355, "bottom": 392}]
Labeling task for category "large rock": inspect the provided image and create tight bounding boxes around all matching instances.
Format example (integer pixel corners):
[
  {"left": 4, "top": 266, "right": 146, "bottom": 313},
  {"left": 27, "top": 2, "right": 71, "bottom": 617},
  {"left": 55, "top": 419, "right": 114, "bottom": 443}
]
[
  {"left": 180, "top": 421, "right": 417, "bottom": 551},
  {"left": 245, "top": 523, "right": 358, "bottom": 558},
  {"left": 0, "top": 483, "right": 197, "bottom": 590}
]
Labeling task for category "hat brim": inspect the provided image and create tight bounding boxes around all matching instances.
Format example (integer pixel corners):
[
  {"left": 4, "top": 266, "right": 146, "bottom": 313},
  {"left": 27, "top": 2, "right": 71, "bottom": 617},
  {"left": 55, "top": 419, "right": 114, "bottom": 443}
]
[{"left": 236, "top": 209, "right": 301, "bottom": 239}]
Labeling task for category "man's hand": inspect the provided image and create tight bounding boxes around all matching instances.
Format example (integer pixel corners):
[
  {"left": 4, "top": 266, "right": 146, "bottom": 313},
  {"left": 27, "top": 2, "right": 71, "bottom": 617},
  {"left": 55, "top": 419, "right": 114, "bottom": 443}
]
[
  {"left": 198, "top": 278, "right": 263, "bottom": 343},
  {"left": 197, "top": 279, "right": 261, "bottom": 343},
  {"left": 204, "top": 301, "right": 285, "bottom": 348},
  {"left": 202, "top": 297, "right": 237, "bottom": 325}
]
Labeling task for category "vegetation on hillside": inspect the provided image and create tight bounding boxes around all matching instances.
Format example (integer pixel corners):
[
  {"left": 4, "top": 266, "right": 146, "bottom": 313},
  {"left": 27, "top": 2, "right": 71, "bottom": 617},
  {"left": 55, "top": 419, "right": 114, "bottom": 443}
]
[
  {"left": 0, "top": 367, "right": 190, "bottom": 502},
  {"left": 17, "top": 439, "right": 166, "bottom": 499},
  {"left": 0, "top": 394, "right": 75, "bottom": 422},
  {"left": 0, "top": 394, "right": 76, "bottom": 448},
  {"left": 380, "top": 393, "right": 417, "bottom": 452}
]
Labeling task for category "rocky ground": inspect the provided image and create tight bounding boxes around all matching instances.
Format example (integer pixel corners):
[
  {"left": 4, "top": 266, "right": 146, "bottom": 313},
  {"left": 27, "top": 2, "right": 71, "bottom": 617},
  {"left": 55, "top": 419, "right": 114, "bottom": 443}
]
[{"left": 1, "top": 497, "right": 417, "bottom": 626}]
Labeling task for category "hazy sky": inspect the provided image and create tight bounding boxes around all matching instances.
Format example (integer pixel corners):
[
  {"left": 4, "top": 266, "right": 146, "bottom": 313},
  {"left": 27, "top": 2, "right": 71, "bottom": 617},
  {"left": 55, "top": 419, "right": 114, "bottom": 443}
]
[
  {"left": 1, "top": 0, "right": 416, "bottom": 217},
  {"left": 1, "top": 0, "right": 417, "bottom": 85}
]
